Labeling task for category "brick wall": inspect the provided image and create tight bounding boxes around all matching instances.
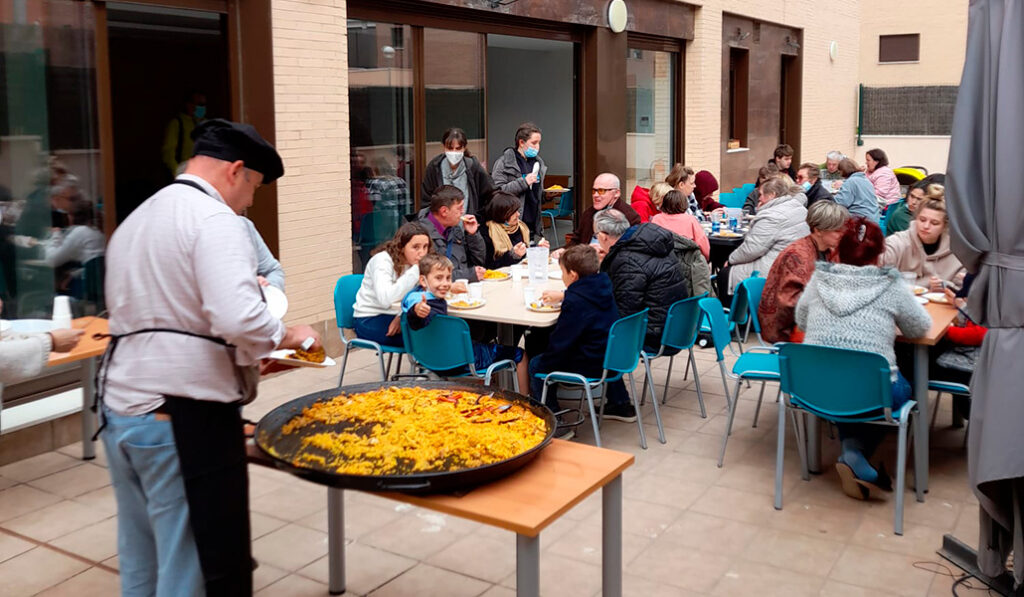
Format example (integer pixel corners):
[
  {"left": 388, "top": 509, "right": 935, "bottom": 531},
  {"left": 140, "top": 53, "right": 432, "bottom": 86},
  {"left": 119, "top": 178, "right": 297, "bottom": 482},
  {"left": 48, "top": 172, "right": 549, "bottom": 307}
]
[
  {"left": 271, "top": 0, "right": 350, "bottom": 329},
  {"left": 683, "top": 0, "right": 862, "bottom": 175}
]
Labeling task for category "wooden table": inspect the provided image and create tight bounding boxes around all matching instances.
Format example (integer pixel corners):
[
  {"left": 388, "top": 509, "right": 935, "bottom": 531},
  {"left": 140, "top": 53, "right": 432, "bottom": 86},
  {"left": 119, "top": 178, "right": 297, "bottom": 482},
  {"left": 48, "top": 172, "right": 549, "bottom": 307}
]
[
  {"left": 46, "top": 317, "right": 109, "bottom": 460},
  {"left": 453, "top": 265, "right": 565, "bottom": 346},
  {"left": 318, "top": 440, "right": 634, "bottom": 596},
  {"left": 804, "top": 302, "right": 958, "bottom": 494}
]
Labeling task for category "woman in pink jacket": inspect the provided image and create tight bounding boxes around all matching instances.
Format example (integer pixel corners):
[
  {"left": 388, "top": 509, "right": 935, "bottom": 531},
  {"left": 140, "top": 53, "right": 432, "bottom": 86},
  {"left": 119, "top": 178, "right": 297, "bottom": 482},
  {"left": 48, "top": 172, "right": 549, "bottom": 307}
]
[
  {"left": 650, "top": 189, "right": 710, "bottom": 259},
  {"left": 864, "top": 148, "right": 901, "bottom": 208}
]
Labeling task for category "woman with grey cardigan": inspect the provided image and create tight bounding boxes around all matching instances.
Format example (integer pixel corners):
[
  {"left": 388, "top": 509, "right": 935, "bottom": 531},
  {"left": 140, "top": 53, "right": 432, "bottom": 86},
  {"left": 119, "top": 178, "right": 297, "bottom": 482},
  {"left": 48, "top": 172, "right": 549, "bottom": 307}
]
[
  {"left": 796, "top": 217, "right": 931, "bottom": 500},
  {"left": 721, "top": 177, "right": 809, "bottom": 296}
]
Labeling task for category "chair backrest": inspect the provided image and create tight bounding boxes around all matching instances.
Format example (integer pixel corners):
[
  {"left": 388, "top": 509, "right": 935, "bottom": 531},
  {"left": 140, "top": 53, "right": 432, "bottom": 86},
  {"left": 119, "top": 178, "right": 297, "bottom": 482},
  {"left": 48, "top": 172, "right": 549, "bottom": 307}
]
[
  {"left": 698, "top": 297, "right": 733, "bottom": 363},
  {"left": 660, "top": 294, "right": 706, "bottom": 350},
  {"left": 735, "top": 277, "right": 766, "bottom": 334},
  {"left": 557, "top": 189, "right": 574, "bottom": 216},
  {"left": 741, "top": 182, "right": 756, "bottom": 195},
  {"left": 719, "top": 192, "right": 745, "bottom": 209},
  {"left": 334, "top": 274, "right": 364, "bottom": 331},
  {"left": 402, "top": 313, "right": 475, "bottom": 372},
  {"left": 603, "top": 309, "right": 649, "bottom": 374},
  {"left": 778, "top": 343, "right": 895, "bottom": 421}
]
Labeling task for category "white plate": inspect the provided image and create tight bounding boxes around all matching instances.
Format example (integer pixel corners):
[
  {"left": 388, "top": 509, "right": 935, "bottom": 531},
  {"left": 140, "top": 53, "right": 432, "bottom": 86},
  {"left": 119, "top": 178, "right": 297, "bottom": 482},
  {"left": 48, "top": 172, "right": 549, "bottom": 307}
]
[
  {"left": 269, "top": 349, "right": 336, "bottom": 368},
  {"left": 447, "top": 298, "right": 487, "bottom": 310},
  {"left": 0, "top": 320, "right": 10, "bottom": 337},
  {"left": 915, "top": 296, "right": 929, "bottom": 305},
  {"left": 923, "top": 292, "right": 949, "bottom": 304},
  {"left": 482, "top": 271, "right": 511, "bottom": 282},
  {"left": 263, "top": 285, "right": 288, "bottom": 319},
  {"left": 912, "top": 286, "right": 928, "bottom": 296},
  {"left": 548, "top": 270, "right": 562, "bottom": 279},
  {"left": 527, "top": 302, "right": 561, "bottom": 313},
  {"left": 9, "top": 319, "right": 54, "bottom": 334}
]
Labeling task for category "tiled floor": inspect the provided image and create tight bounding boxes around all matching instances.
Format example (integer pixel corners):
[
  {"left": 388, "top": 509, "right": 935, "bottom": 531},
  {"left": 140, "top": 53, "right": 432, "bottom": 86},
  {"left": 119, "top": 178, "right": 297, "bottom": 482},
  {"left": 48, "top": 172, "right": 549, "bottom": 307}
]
[{"left": 0, "top": 343, "right": 981, "bottom": 596}]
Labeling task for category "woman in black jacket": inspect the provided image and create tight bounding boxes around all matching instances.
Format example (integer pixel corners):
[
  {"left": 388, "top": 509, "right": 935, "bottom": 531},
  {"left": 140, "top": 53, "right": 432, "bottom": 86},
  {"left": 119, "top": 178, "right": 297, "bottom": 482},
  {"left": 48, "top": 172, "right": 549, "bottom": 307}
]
[
  {"left": 421, "top": 127, "right": 495, "bottom": 215},
  {"left": 482, "top": 192, "right": 549, "bottom": 269}
]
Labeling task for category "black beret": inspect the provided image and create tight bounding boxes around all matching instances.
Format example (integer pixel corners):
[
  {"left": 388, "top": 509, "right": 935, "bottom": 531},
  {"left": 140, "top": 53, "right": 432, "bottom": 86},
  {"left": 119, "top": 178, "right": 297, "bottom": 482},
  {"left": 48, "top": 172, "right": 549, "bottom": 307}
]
[{"left": 191, "top": 119, "right": 285, "bottom": 184}]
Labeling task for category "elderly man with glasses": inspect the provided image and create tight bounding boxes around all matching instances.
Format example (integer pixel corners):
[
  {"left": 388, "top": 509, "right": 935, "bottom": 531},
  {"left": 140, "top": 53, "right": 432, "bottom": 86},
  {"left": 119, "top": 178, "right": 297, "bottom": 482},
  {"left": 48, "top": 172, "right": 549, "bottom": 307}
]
[{"left": 553, "top": 172, "right": 640, "bottom": 257}]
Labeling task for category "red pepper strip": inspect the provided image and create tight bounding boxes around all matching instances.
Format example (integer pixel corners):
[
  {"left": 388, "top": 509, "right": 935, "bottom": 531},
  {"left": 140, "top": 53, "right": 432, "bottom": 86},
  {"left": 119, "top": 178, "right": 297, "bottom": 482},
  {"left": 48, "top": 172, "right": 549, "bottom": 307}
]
[
  {"left": 499, "top": 417, "right": 520, "bottom": 424},
  {"left": 437, "top": 396, "right": 458, "bottom": 404},
  {"left": 472, "top": 418, "right": 492, "bottom": 424}
]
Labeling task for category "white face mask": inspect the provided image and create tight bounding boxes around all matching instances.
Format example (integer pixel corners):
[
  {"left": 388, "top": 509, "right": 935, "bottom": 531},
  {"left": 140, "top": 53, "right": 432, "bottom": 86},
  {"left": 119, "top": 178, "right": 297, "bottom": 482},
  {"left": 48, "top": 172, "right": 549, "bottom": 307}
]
[{"left": 445, "top": 151, "right": 464, "bottom": 166}]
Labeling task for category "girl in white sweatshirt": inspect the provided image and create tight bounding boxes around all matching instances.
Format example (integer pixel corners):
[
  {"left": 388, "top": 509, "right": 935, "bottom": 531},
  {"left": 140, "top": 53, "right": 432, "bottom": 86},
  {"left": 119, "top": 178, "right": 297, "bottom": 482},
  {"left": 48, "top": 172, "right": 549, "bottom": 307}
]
[{"left": 352, "top": 223, "right": 432, "bottom": 347}]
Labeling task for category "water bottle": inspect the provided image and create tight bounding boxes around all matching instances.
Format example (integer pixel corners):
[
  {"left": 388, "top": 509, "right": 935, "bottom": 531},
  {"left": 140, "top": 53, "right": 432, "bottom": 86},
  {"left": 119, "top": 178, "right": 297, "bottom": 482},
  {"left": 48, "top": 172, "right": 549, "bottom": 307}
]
[
  {"left": 711, "top": 220, "right": 720, "bottom": 234},
  {"left": 729, "top": 216, "right": 738, "bottom": 231}
]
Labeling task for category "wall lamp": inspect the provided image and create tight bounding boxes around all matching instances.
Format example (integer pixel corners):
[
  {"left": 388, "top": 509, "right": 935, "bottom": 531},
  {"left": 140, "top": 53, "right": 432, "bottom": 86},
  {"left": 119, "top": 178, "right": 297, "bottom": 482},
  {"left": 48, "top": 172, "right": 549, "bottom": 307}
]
[{"left": 733, "top": 27, "right": 751, "bottom": 42}]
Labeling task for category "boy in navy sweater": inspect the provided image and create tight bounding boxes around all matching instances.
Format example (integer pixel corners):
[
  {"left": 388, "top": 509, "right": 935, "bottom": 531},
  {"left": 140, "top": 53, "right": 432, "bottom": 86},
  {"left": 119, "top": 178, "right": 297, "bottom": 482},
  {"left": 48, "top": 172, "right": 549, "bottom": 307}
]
[
  {"left": 529, "top": 245, "right": 637, "bottom": 437},
  {"left": 402, "top": 253, "right": 527, "bottom": 389}
]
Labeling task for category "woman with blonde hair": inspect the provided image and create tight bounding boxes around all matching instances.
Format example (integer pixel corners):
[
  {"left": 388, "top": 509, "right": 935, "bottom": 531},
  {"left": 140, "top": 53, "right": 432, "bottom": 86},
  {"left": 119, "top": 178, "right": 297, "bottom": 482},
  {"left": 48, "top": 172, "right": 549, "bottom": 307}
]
[
  {"left": 665, "top": 163, "right": 703, "bottom": 220},
  {"left": 883, "top": 184, "right": 965, "bottom": 292}
]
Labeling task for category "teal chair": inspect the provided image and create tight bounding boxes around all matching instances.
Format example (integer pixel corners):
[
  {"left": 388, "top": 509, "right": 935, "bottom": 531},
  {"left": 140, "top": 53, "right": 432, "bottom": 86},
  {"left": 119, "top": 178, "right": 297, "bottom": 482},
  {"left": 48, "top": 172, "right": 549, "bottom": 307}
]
[
  {"left": 641, "top": 295, "right": 708, "bottom": 416},
  {"left": 536, "top": 309, "right": 665, "bottom": 449},
  {"left": 741, "top": 182, "right": 756, "bottom": 195},
  {"left": 333, "top": 275, "right": 408, "bottom": 386},
  {"left": 541, "top": 190, "right": 574, "bottom": 248},
  {"left": 733, "top": 277, "right": 779, "bottom": 428},
  {"left": 701, "top": 273, "right": 759, "bottom": 354},
  {"left": 400, "top": 313, "right": 519, "bottom": 390},
  {"left": 719, "top": 192, "right": 745, "bottom": 209},
  {"left": 775, "top": 343, "right": 923, "bottom": 535},
  {"left": 928, "top": 380, "right": 971, "bottom": 433},
  {"left": 699, "top": 297, "right": 781, "bottom": 467}
]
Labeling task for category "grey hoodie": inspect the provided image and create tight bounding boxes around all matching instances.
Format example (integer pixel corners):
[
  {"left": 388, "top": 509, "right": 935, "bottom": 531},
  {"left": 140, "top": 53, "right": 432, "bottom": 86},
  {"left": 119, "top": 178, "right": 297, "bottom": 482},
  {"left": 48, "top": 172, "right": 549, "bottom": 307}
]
[{"left": 796, "top": 263, "right": 932, "bottom": 380}]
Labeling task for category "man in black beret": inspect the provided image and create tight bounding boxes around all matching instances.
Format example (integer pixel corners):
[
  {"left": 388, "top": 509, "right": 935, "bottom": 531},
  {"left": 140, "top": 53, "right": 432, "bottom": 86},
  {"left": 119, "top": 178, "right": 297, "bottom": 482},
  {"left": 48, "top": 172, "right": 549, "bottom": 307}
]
[{"left": 100, "top": 119, "right": 319, "bottom": 596}]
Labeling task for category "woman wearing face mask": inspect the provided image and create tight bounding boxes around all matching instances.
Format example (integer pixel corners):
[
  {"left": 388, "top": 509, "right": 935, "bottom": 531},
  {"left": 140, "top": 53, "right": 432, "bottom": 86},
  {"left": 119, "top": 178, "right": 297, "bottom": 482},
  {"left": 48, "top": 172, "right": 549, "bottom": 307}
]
[
  {"left": 421, "top": 127, "right": 495, "bottom": 217},
  {"left": 491, "top": 122, "right": 547, "bottom": 243},
  {"left": 794, "top": 162, "right": 833, "bottom": 208},
  {"left": 481, "top": 192, "right": 549, "bottom": 269},
  {"left": 882, "top": 185, "right": 965, "bottom": 292}
]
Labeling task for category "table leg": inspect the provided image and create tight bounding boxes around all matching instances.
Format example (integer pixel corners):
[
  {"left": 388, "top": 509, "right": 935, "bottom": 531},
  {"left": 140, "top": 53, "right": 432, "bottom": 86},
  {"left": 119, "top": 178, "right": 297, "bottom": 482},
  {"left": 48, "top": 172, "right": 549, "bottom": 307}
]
[
  {"left": 516, "top": 533, "right": 540, "bottom": 597},
  {"left": 602, "top": 475, "right": 623, "bottom": 597},
  {"left": 914, "top": 344, "right": 929, "bottom": 495},
  {"left": 328, "top": 487, "right": 346, "bottom": 595},
  {"left": 805, "top": 414, "right": 821, "bottom": 474},
  {"left": 80, "top": 357, "right": 97, "bottom": 460}
]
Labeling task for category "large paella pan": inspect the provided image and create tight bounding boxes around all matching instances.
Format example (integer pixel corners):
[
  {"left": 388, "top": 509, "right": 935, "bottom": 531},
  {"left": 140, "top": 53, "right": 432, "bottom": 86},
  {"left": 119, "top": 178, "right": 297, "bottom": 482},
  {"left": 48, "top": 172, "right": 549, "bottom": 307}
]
[{"left": 254, "top": 381, "right": 556, "bottom": 494}]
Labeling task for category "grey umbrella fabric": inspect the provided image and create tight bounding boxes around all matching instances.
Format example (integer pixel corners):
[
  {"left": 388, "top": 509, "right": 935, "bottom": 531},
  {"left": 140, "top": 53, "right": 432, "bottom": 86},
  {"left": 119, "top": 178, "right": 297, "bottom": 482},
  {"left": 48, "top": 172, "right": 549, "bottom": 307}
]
[{"left": 946, "top": 0, "right": 1024, "bottom": 584}]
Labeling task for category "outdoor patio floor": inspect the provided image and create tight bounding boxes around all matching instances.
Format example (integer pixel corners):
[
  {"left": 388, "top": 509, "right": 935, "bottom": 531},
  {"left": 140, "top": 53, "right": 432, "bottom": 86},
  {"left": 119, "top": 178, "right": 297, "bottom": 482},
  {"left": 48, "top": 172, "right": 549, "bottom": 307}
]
[{"left": 0, "top": 341, "right": 981, "bottom": 596}]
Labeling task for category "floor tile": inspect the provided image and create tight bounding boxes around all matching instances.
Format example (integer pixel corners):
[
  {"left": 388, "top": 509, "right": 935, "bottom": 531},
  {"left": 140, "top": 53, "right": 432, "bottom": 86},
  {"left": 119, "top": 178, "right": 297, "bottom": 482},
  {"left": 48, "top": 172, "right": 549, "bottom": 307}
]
[
  {"left": 829, "top": 545, "right": 939, "bottom": 596},
  {"left": 658, "top": 511, "right": 761, "bottom": 555},
  {"left": 1, "top": 500, "right": 110, "bottom": 543},
  {"left": 0, "top": 485, "right": 63, "bottom": 523},
  {"left": 424, "top": 531, "right": 514, "bottom": 583},
  {"left": 27, "top": 463, "right": 110, "bottom": 500},
  {"left": 820, "top": 579, "right": 900, "bottom": 596},
  {"left": 0, "top": 546, "right": 89, "bottom": 596},
  {"left": 70, "top": 485, "right": 117, "bottom": 517},
  {"left": 849, "top": 512, "right": 951, "bottom": 558},
  {"left": 255, "top": 573, "right": 334, "bottom": 597},
  {"left": 0, "top": 452, "right": 81, "bottom": 483},
  {"left": 741, "top": 527, "right": 845, "bottom": 576},
  {"left": 251, "top": 524, "right": 328, "bottom": 572},
  {"left": 627, "top": 537, "right": 733, "bottom": 592},
  {"left": 711, "top": 558, "right": 826, "bottom": 596},
  {"left": 0, "top": 532, "right": 34, "bottom": 564},
  {"left": 359, "top": 513, "right": 469, "bottom": 562},
  {"left": 369, "top": 563, "right": 490, "bottom": 597},
  {"left": 498, "top": 552, "right": 604, "bottom": 596},
  {"left": 49, "top": 517, "right": 118, "bottom": 563},
  {"left": 250, "top": 481, "right": 329, "bottom": 523},
  {"left": 623, "top": 472, "right": 709, "bottom": 510},
  {"left": 298, "top": 543, "right": 416, "bottom": 595},
  {"left": 35, "top": 567, "right": 121, "bottom": 597},
  {"left": 546, "top": 523, "right": 653, "bottom": 570},
  {"left": 253, "top": 562, "right": 290, "bottom": 592}
]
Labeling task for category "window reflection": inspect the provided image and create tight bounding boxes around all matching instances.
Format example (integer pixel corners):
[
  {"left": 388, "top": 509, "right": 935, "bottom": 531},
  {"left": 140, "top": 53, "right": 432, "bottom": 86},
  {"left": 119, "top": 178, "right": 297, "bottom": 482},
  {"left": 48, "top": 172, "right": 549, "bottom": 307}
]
[
  {"left": 1, "top": 1, "right": 104, "bottom": 319},
  {"left": 626, "top": 47, "right": 676, "bottom": 197}
]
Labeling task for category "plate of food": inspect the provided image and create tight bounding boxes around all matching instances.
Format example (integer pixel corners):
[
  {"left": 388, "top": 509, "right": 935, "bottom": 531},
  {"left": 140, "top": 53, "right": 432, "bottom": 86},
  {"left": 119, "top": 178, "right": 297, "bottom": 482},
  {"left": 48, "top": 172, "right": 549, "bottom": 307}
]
[
  {"left": 482, "top": 270, "right": 511, "bottom": 282},
  {"left": 923, "top": 292, "right": 949, "bottom": 304},
  {"left": 915, "top": 296, "right": 929, "bottom": 305},
  {"left": 527, "top": 301, "right": 561, "bottom": 313},
  {"left": 447, "top": 298, "right": 487, "bottom": 310},
  {"left": 264, "top": 285, "right": 289, "bottom": 319},
  {"left": 269, "top": 347, "right": 336, "bottom": 368},
  {"left": 912, "top": 286, "right": 928, "bottom": 296},
  {"left": 714, "top": 230, "right": 742, "bottom": 238}
]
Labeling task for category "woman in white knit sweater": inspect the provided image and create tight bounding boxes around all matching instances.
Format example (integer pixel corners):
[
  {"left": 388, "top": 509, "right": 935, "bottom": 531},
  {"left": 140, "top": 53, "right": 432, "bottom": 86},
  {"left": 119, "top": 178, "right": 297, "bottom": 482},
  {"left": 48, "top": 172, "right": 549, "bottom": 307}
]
[
  {"left": 796, "top": 217, "right": 931, "bottom": 500},
  {"left": 352, "top": 223, "right": 432, "bottom": 347}
]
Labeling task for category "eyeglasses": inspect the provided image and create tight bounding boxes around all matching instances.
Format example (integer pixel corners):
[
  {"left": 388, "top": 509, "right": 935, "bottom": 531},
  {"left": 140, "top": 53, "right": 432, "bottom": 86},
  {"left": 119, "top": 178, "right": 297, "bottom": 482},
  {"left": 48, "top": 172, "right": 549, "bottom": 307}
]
[{"left": 592, "top": 188, "right": 618, "bottom": 196}]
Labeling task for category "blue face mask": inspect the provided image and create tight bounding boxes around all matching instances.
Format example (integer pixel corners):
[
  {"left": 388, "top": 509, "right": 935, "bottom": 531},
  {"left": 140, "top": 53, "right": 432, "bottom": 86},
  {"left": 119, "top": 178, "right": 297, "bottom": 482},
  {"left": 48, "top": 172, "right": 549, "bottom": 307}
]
[
  {"left": 801, "top": 181, "right": 811, "bottom": 192},
  {"left": 194, "top": 105, "right": 207, "bottom": 119},
  {"left": 524, "top": 146, "right": 539, "bottom": 159}
]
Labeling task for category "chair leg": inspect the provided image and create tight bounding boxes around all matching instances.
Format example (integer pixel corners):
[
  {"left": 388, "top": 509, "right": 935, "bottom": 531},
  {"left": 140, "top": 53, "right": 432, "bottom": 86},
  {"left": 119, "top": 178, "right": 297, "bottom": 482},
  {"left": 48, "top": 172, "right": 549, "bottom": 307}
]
[
  {"left": 660, "top": 354, "right": 675, "bottom": 405},
  {"left": 682, "top": 353, "right": 690, "bottom": 381},
  {"left": 511, "top": 366, "right": 520, "bottom": 393},
  {"left": 930, "top": 392, "right": 942, "bottom": 429},
  {"left": 790, "top": 411, "right": 810, "bottom": 481},
  {"left": 584, "top": 384, "right": 602, "bottom": 448},
  {"left": 912, "top": 409, "right": 925, "bottom": 504},
  {"left": 717, "top": 378, "right": 743, "bottom": 467},
  {"left": 376, "top": 350, "right": 388, "bottom": 382},
  {"left": 627, "top": 373, "right": 648, "bottom": 450},
  {"left": 640, "top": 370, "right": 649, "bottom": 407},
  {"left": 689, "top": 350, "right": 707, "bottom": 418},
  {"left": 751, "top": 381, "right": 768, "bottom": 428},
  {"left": 338, "top": 344, "right": 352, "bottom": 387},
  {"left": 774, "top": 397, "right": 787, "bottom": 510},
  {"left": 895, "top": 418, "right": 909, "bottom": 535},
  {"left": 643, "top": 356, "right": 666, "bottom": 444},
  {"left": 385, "top": 353, "right": 395, "bottom": 380}
]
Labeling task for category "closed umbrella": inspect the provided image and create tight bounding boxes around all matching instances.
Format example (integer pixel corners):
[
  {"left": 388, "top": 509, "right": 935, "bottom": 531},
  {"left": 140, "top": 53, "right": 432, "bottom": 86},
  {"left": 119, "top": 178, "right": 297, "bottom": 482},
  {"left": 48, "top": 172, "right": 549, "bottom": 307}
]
[{"left": 946, "top": 0, "right": 1024, "bottom": 585}]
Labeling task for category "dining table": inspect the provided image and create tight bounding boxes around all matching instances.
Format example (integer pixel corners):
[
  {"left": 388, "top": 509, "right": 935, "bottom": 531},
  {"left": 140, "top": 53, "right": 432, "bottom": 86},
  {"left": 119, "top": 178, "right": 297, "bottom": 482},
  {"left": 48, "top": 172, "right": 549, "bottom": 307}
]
[
  {"left": 705, "top": 225, "right": 747, "bottom": 273},
  {"left": 449, "top": 262, "right": 565, "bottom": 344},
  {"left": 804, "top": 300, "right": 960, "bottom": 495}
]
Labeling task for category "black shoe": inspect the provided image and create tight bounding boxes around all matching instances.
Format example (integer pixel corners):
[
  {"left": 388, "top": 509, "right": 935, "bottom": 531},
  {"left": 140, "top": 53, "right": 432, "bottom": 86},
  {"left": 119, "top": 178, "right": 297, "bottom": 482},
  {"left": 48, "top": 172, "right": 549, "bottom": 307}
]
[{"left": 603, "top": 402, "right": 637, "bottom": 423}]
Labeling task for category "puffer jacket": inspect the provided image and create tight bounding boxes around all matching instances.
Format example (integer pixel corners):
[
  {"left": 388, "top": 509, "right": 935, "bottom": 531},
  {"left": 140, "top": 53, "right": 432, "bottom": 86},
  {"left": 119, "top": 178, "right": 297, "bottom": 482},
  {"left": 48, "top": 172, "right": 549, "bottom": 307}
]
[
  {"left": 727, "top": 191, "right": 809, "bottom": 293},
  {"left": 629, "top": 186, "right": 658, "bottom": 223},
  {"left": 883, "top": 221, "right": 966, "bottom": 288},
  {"left": 491, "top": 147, "right": 547, "bottom": 241},
  {"left": 868, "top": 165, "right": 902, "bottom": 205},
  {"left": 531, "top": 272, "right": 619, "bottom": 380},
  {"left": 796, "top": 263, "right": 932, "bottom": 380},
  {"left": 672, "top": 233, "right": 711, "bottom": 297},
  {"left": 601, "top": 223, "right": 689, "bottom": 349}
]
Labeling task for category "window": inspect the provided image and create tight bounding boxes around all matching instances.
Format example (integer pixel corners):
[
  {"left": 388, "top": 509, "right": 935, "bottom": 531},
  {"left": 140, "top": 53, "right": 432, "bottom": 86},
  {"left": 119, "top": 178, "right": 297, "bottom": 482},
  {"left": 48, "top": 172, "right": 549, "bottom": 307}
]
[
  {"left": 879, "top": 34, "right": 920, "bottom": 63},
  {"left": 727, "top": 47, "right": 749, "bottom": 148},
  {"left": 626, "top": 46, "right": 677, "bottom": 195}
]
